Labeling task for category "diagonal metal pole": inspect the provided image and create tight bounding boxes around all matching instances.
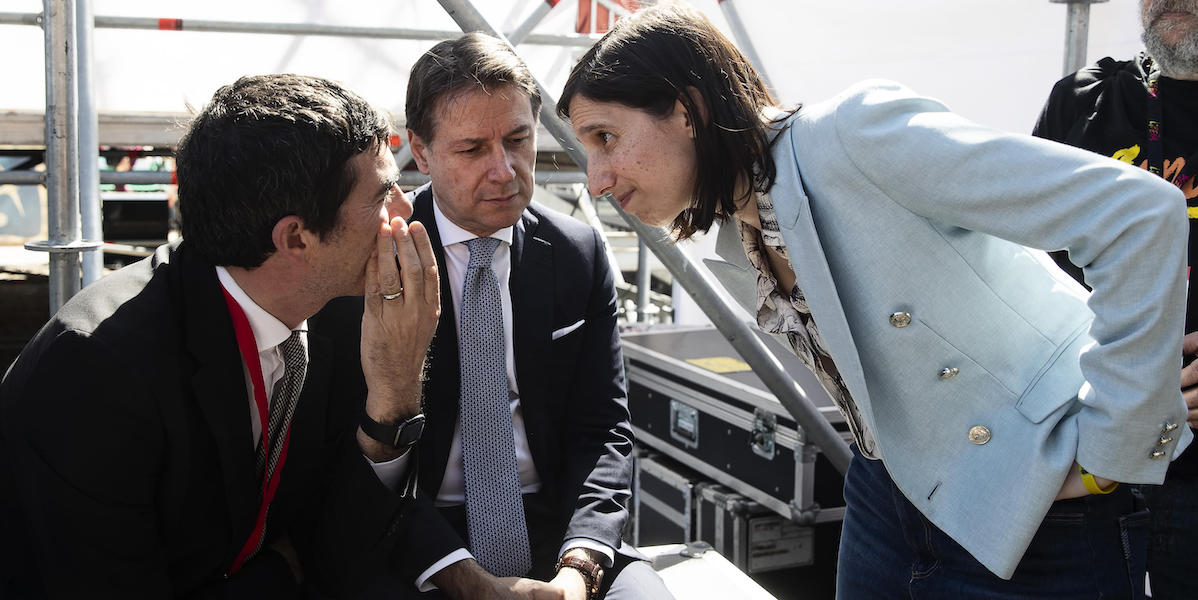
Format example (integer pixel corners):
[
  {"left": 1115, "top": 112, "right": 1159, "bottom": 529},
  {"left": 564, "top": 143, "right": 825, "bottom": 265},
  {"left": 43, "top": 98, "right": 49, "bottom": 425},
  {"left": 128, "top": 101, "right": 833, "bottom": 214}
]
[
  {"left": 716, "top": 0, "right": 774, "bottom": 92},
  {"left": 507, "top": 0, "right": 562, "bottom": 44},
  {"left": 432, "top": 0, "right": 851, "bottom": 475},
  {"left": 393, "top": 0, "right": 563, "bottom": 170}
]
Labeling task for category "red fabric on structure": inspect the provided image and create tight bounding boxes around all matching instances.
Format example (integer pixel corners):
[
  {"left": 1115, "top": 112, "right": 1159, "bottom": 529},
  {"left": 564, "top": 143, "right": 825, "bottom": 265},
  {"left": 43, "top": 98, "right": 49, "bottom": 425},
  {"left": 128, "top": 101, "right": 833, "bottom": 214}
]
[{"left": 576, "top": 1, "right": 639, "bottom": 34}]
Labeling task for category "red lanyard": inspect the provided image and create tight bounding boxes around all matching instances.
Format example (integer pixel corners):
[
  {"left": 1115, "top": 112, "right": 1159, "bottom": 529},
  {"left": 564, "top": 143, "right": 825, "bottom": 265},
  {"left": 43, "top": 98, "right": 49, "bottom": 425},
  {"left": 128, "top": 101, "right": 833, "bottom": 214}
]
[{"left": 220, "top": 285, "right": 296, "bottom": 575}]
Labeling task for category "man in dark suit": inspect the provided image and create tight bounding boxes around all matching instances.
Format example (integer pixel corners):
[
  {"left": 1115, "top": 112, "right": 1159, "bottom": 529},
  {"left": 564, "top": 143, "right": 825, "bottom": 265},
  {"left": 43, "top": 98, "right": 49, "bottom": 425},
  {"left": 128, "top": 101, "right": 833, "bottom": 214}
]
[
  {"left": 0, "top": 74, "right": 443, "bottom": 598},
  {"left": 348, "top": 34, "right": 669, "bottom": 600}
]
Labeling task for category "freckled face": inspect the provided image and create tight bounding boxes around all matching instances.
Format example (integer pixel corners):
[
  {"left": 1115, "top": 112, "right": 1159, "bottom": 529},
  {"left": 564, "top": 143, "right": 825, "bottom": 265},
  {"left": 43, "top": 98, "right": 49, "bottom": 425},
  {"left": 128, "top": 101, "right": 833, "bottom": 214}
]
[{"left": 568, "top": 95, "right": 699, "bottom": 228}]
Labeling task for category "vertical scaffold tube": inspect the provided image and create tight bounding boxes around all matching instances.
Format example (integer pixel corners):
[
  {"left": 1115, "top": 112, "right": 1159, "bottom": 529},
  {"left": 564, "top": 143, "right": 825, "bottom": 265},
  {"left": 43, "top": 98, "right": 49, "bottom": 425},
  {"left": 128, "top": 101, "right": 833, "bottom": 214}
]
[{"left": 40, "top": 0, "right": 83, "bottom": 311}]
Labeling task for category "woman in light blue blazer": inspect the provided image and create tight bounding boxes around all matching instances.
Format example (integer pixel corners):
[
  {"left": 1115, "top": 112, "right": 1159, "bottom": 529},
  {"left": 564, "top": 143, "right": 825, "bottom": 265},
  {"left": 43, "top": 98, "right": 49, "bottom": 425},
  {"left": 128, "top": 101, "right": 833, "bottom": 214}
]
[{"left": 560, "top": 4, "right": 1191, "bottom": 598}]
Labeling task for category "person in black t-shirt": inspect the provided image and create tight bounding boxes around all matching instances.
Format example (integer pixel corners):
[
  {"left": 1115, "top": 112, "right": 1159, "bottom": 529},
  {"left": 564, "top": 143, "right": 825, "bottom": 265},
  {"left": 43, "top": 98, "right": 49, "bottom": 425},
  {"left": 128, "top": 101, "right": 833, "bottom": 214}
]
[{"left": 1034, "top": 1, "right": 1198, "bottom": 597}]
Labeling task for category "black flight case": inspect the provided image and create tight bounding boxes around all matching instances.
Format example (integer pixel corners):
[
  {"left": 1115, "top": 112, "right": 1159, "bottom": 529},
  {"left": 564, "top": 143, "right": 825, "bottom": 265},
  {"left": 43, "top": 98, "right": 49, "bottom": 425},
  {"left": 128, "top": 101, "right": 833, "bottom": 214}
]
[{"left": 621, "top": 324, "right": 850, "bottom": 529}]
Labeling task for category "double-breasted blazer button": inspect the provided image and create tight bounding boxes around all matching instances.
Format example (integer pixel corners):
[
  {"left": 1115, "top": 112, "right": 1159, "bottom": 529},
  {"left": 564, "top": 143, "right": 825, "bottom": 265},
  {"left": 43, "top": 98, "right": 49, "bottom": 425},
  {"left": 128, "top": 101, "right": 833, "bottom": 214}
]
[
  {"left": 1163, "top": 422, "right": 1180, "bottom": 433},
  {"left": 1151, "top": 450, "right": 1168, "bottom": 459},
  {"left": 889, "top": 312, "right": 912, "bottom": 328},
  {"left": 939, "top": 367, "right": 959, "bottom": 380},
  {"left": 968, "top": 425, "right": 991, "bottom": 445}
]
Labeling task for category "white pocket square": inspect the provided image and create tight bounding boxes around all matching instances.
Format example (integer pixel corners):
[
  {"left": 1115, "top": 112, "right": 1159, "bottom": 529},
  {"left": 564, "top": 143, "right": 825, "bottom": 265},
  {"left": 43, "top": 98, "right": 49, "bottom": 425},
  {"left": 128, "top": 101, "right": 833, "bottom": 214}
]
[{"left": 552, "top": 319, "right": 585, "bottom": 340}]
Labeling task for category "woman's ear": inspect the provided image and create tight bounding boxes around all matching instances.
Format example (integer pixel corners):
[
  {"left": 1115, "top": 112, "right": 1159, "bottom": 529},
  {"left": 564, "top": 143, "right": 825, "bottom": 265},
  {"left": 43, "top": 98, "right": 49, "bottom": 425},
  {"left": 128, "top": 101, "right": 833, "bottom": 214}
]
[{"left": 680, "top": 86, "right": 709, "bottom": 134}]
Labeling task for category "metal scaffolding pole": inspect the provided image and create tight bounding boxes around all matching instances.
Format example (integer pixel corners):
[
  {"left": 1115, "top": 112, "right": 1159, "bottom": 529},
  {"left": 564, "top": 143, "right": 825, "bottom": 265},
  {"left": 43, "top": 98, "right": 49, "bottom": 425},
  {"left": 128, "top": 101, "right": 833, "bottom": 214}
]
[
  {"left": 77, "top": 0, "right": 103, "bottom": 284},
  {"left": 0, "top": 169, "right": 586, "bottom": 187},
  {"left": 433, "top": 0, "right": 852, "bottom": 476},
  {"left": 28, "top": 0, "right": 99, "bottom": 313},
  {"left": 636, "top": 238, "right": 650, "bottom": 322},
  {"left": 508, "top": 0, "right": 561, "bottom": 44},
  {"left": 390, "top": 0, "right": 560, "bottom": 170},
  {"left": 572, "top": 187, "right": 626, "bottom": 286},
  {"left": 717, "top": 0, "right": 774, "bottom": 92},
  {"left": 0, "top": 172, "right": 47, "bottom": 185},
  {"left": 0, "top": 11, "right": 600, "bottom": 47},
  {"left": 1050, "top": 0, "right": 1109, "bottom": 76},
  {"left": 0, "top": 169, "right": 586, "bottom": 186}
]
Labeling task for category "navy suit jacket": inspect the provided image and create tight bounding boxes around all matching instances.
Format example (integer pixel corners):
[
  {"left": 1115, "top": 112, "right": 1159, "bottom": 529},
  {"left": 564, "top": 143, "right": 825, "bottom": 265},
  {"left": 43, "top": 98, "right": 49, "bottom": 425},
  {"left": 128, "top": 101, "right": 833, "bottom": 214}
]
[
  {"left": 391, "top": 185, "right": 635, "bottom": 581},
  {"left": 0, "top": 243, "right": 415, "bottom": 598}
]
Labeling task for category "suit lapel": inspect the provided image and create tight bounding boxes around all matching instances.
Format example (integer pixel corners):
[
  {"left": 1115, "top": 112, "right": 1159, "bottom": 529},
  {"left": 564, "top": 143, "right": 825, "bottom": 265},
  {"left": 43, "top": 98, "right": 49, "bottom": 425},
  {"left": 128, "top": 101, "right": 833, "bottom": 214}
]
[
  {"left": 178, "top": 248, "right": 260, "bottom": 564},
  {"left": 410, "top": 185, "right": 462, "bottom": 492},
  {"left": 509, "top": 210, "right": 553, "bottom": 466},
  {"left": 705, "top": 221, "right": 758, "bottom": 316},
  {"left": 767, "top": 133, "right": 872, "bottom": 409}
]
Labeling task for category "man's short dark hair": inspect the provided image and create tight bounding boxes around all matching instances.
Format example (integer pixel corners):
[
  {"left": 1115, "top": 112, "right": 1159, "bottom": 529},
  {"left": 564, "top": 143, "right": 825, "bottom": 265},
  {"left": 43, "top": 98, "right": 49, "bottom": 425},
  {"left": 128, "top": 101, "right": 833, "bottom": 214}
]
[
  {"left": 176, "top": 74, "right": 391, "bottom": 268},
  {"left": 405, "top": 32, "right": 541, "bottom": 143}
]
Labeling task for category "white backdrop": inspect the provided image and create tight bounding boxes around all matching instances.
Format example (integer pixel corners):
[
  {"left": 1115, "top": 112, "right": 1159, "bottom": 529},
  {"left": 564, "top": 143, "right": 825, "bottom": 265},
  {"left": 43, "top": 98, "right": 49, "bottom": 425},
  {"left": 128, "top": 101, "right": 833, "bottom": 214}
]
[{"left": 1, "top": 0, "right": 1145, "bottom": 134}]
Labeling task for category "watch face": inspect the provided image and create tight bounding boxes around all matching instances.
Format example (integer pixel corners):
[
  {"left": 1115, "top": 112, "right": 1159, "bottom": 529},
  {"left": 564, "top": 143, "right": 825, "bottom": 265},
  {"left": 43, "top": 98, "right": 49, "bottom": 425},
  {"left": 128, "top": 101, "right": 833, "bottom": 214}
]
[{"left": 396, "top": 414, "right": 426, "bottom": 448}]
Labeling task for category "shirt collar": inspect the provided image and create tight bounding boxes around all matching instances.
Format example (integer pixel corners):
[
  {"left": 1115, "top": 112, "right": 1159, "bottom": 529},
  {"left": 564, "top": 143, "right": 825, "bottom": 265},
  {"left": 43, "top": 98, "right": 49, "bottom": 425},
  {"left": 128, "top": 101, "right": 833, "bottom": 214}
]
[
  {"left": 431, "top": 193, "right": 516, "bottom": 248},
  {"left": 215, "top": 266, "right": 303, "bottom": 353}
]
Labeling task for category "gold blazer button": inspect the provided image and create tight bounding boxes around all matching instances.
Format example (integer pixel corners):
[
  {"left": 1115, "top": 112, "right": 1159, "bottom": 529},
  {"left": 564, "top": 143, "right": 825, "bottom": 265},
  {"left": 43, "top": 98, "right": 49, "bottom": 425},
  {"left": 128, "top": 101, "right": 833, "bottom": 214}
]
[{"left": 889, "top": 312, "right": 912, "bottom": 328}]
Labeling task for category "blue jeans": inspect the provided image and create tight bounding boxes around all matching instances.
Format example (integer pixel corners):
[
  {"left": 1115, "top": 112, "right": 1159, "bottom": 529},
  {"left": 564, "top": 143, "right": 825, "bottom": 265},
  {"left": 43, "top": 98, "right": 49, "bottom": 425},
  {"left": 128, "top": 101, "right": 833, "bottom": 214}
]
[
  {"left": 837, "top": 448, "right": 1150, "bottom": 599},
  {"left": 1140, "top": 471, "right": 1198, "bottom": 599}
]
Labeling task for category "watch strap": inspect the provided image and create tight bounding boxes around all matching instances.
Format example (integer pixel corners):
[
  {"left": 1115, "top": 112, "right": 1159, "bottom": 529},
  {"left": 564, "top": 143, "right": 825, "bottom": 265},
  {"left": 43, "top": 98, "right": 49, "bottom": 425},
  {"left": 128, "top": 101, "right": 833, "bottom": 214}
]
[
  {"left": 555, "top": 554, "right": 603, "bottom": 600},
  {"left": 360, "top": 411, "right": 425, "bottom": 449}
]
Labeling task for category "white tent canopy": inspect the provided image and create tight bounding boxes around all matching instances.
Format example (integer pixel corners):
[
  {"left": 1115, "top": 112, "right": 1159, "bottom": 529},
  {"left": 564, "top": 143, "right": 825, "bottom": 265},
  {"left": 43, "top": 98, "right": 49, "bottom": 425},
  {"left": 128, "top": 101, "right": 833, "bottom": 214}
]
[{"left": 1, "top": 0, "right": 1145, "bottom": 135}]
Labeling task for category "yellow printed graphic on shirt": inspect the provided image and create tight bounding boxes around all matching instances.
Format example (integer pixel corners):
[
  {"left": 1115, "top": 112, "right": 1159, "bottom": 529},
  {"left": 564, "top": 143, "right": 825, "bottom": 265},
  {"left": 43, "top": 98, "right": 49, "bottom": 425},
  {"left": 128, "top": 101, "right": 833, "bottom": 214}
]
[{"left": 1110, "top": 145, "right": 1197, "bottom": 216}]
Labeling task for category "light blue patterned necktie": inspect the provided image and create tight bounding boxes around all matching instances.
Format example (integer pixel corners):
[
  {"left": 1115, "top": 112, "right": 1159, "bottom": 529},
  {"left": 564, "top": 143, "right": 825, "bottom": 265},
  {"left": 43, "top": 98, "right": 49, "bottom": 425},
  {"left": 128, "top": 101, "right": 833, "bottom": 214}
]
[{"left": 459, "top": 236, "right": 532, "bottom": 576}]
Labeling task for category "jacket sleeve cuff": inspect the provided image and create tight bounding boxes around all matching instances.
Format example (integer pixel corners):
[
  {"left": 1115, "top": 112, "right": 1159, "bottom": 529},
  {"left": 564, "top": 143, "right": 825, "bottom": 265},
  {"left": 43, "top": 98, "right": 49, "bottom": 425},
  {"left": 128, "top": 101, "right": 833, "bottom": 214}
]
[{"left": 415, "top": 549, "right": 474, "bottom": 592}]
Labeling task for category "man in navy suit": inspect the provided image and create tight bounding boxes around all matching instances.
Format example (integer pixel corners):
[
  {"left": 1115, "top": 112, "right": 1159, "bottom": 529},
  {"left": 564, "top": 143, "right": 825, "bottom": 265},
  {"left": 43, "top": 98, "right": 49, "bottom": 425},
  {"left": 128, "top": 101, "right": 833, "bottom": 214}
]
[{"left": 343, "top": 34, "right": 669, "bottom": 600}]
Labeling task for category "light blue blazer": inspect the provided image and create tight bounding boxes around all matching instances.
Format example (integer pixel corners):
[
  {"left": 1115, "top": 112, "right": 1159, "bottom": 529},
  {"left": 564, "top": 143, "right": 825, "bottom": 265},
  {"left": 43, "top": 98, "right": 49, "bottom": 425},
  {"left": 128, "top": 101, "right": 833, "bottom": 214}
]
[{"left": 705, "top": 80, "right": 1192, "bottom": 579}]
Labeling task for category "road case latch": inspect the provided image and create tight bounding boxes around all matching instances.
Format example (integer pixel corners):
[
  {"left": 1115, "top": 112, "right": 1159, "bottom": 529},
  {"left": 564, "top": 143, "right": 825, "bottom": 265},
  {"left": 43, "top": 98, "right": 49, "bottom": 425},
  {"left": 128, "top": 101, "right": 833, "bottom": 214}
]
[
  {"left": 751, "top": 409, "right": 777, "bottom": 459},
  {"left": 669, "top": 399, "right": 699, "bottom": 449}
]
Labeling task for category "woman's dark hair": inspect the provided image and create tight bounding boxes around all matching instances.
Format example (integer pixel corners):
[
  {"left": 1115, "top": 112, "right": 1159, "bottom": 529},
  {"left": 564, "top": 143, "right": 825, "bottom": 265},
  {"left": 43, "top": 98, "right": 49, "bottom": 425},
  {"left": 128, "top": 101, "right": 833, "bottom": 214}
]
[
  {"left": 559, "top": 4, "right": 787, "bottom": 239},
  {"left": 176, "top": 74, "right": 391, "bottom": 268}
]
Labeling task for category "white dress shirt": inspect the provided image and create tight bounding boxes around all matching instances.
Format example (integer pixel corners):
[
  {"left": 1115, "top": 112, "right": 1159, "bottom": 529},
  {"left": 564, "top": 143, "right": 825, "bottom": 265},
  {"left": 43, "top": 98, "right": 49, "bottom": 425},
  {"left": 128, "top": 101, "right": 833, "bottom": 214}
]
[
  {"left": 216, "top": 267, "right": 403, "bottom": 486},
  {"left": 216, "top": 266, "right": 307, "bottom": 447}
]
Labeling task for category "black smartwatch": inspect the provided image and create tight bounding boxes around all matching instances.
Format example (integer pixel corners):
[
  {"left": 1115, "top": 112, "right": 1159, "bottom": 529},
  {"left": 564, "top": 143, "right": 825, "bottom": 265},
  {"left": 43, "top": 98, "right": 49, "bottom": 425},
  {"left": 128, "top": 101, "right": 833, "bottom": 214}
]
[{"left": 360, "top": 411, "right": 426, "bottom": 449}]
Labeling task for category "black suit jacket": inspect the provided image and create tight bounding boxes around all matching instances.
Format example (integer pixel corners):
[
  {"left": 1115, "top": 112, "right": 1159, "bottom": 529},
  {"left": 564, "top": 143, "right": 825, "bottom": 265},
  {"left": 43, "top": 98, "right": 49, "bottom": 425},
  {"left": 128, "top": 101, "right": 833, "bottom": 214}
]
[
  {"left": 386, "top": 186, "right": 635, "bottom": 582},
  {"left": 0, "top": 243, "right": 412, "bottom": 598}
]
